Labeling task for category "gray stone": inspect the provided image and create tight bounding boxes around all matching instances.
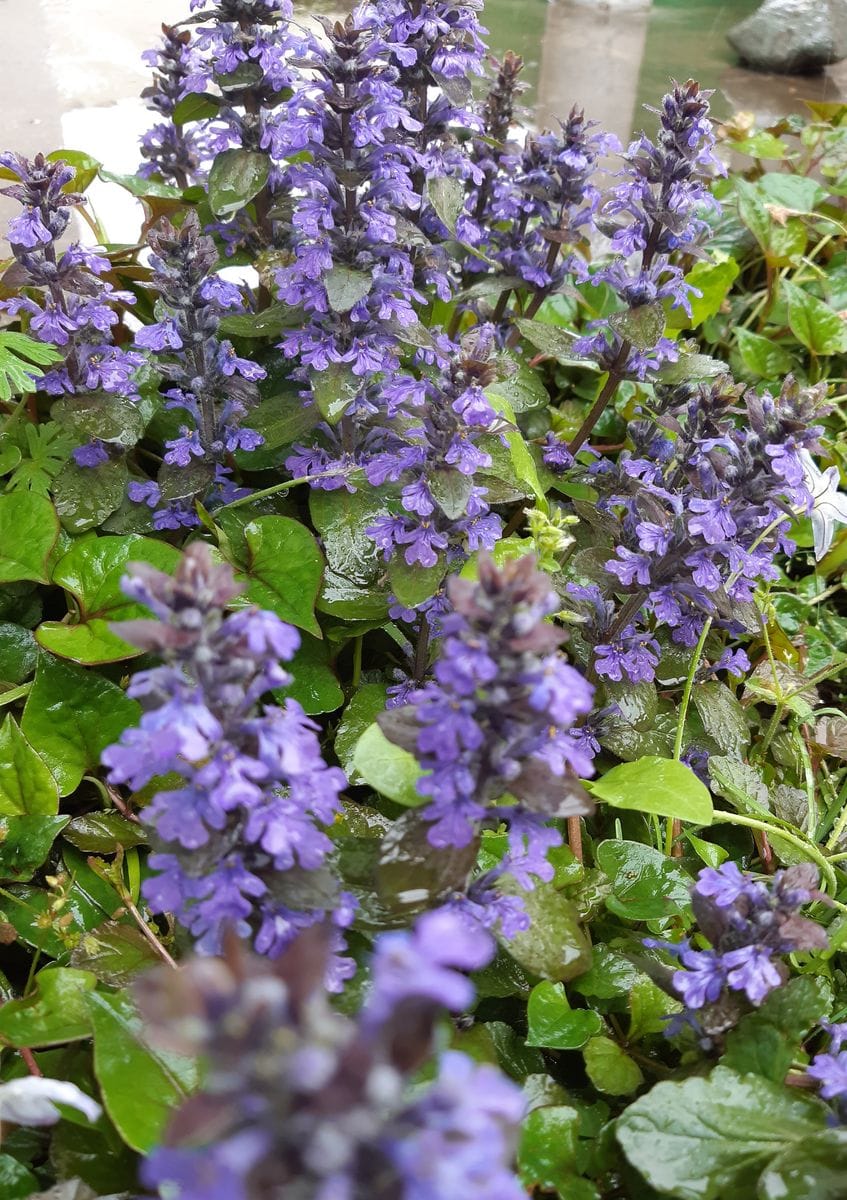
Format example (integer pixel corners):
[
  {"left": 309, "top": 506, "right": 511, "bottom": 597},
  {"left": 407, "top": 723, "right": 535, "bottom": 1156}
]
[{"left": 728, "top": 0, "right": 847, "bottom": 75}]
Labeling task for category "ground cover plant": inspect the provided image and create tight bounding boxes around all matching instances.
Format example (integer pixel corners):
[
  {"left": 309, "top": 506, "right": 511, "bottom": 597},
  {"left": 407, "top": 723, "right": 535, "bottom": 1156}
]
[{"left": 1, "top": 1, "right": 847, "bottom": 1197}]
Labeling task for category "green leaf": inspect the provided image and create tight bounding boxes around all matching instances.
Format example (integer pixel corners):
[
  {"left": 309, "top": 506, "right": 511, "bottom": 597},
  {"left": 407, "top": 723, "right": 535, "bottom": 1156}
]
[
  {"left": 36, "top": 535, "right": 181, "bottom": 664},
  {"left": 0, "top": 967, "right": 96, "bottom": 1047},
  {"left": 429, "top": 468, "right": 474, "bottom": 519},
  {"left": 732, "top": 131, "right": 787, "bottom": 160},
  {"left": 98, "top": 168, "right": 184, "bottom": 200},
  {"left": 500, "top": 880, "right": 593, "bottom": 981},
  {"left": 609, "top": 302, "right": 665, "bottom": 349},
  {"left": 589, "top": 756, "right": 713, "bottom": 825},
  {"left": 735, "top": 328, "right": 794, "bottom": 379},
  {"left": 227, "top": 515, "right": 324, "bottom": 636},
  {"left": 0, "top": 1156, "right": 39, "bottom": 1199},
  {"left": 723, "top": 976, "right": 832, "bottom": 1082},
  {"left": 595, "top": 840, "right": 693, "bottom": 921},
  {"left": 0, "top": 715, "right": 59, "bottom": 815},
  {"left": 0, "top": 623, "right": 38, "bottom": 685},
  {"left": 274, "top": 632, "right": 343, "bottom": 715},
  {"left": 52, "top": 457, "right": 129, "bottom": 534},
  {"left": 311, "top": 361, "right": 361, "bottom": 425},
  {"left": 615, "top": 1066, "right": 828, "bottom": 1200},
  {"left": 51, "top": 392, "right": 146, "bottom": 448},
  {"left": 667, "top": 259, "right": 740, "bottom": 330},
  {"left": 208, "top": 148, "right": 269, "bottom": 217},
  {"left": 352, "top": 723, "right": 426, "bottom": 806},
  {"left": 428, "top": 174, "right": 465, "bottom": 233},
  {"left": 324, "top": 265, "right": 373, "bottom": 313},
  {"left": 782, "top": 280, "right": 847, "bottom": 355},
  {"left": 759, "top": 173, "right": 826, "bottom": 212},
  {"left": 759, "top": 1132, "right": 847, "bottom": 1200},
  {"left": 88, "top": 990, "right": 197, "bottom": 1153},
  {"left": 513, "top": 318, "right": 597, "bottom": 368},
  {"left": 0, "top": 330, "right": 61, "bottom": 401},
  {"left": 526, "top": 980, "right": 603, "bottom": 1049},
  {"left": 7, "top": 421, "right": 75, "bottom": 494},
  {"left": 376, "top": 810, "right": 477, "bottom": 919},
  {"left": 0, "top": 492, "right": 60, "bottom": 583},
  {"left": 485, "top": 390, "right": 547, "bottom": 507},
  {"left": 172, "top": 92, "right": 221, "bottom": 124},
  {"left": 690, "top": 682, "right": 750, "bottom": 758},
  {"left": 62, "top": 812, "right": 146, "bottom": 854},
  {"left": 628, "top": 975, "right": 681, "bottom": 1040},
  {"left": 336, "top": 683, "right": 388, "bottom": 782},
  {"left": 0, "top": 814, "right": 68, "bottom": 881},
  {"left": 388, "top": 553, "right": 446, "bottom": 608},
  {"left": 583, "top": 1035, "right": 643, "bottom": 1095},
  {"left": 22, "top": 654, "right": 140, "bottom": 796},
  {"left": 518, "top": 1104, "right": 580, "bottom": 1193},
  {"left": 220, "top": 304, "right": 300, "bottom": 339},
  {"left": 70, "top": 920, "right": 159, "bottom": 986},
  {"left": 310, "top": 489, "right": 388, "bottom": 620},
  {"left": 486, "top": 358, "right": 550, "bottom": 413}
]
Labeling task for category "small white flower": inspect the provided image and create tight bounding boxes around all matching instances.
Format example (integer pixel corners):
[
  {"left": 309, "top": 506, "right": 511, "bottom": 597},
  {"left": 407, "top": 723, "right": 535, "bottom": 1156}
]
[
  {"left": 0, "top": 1076, "right": 101, "bottom": 1127},
  {"left": 799, "top": 450, "right": 847, "bottom": 562}
]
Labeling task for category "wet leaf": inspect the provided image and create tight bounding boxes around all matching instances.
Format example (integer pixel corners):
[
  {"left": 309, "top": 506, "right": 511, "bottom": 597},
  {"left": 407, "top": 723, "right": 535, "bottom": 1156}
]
[
  {"left": 226, "top": 515, "right": 324, "bottom": 636},
  {"left": 0, "top": 716, "right": 59, "bottom": 816},
  {"left": 0, "top": 492, "right": 60, "bottom": 584},
  {"left": 52, "top": 458, "right": 129, "bottom": 534},
  {"left": 0, "top": 815, "right": 69, "bottom": 882},
  {"left": 36, "top": 535, "right": 181, "bottom": 665},
  {"left": 88, "top": 989, "right": 197, "bottom": 1153},
  {"left": 336, "top": 683, "right": 388, "bottom": 781},
  {"left": 589, "top": 756, "right": 713, "bottom": 825},
  {"left": 274, "top": 633, "right": 343, "bottom": 715},
  {"left": 62, "top": 813, "right": 145, "bottom": 855},
  {"left": 595, "top": 840, "right": 693, "bottom": 922},
  {"left": 518, "top": 1104, "right": 580, "bottom": 1193},
  {"left": 526, "top": 980, "right": 603, "bottom": 1049},
  {"left": 583, "top": 1035, "right": 643, "bottom": 1095},
  {"left": 500, "top": 880, "right": 592, "bottom": 982},
  {"left": 428, "top": 174, "right": 465, "bottom": 233},
  {"left": 353, "top": 723, "right": 426, "bottom": 806},
  {"left": 376, "top": 810, "right": 477, "bottom": 918},
  {"left": 208, "top": 148, "right": 269, "bottom": 217},
  {"left": 70, "top": 921, "right": 159, "bottom": 986},
  {"left": 0, "top": 967, "right": 97, "bottom": 1047},
  {"left": 22, "top": 655, "right": 140, "bottom": 796},
  {"left": 324, "top": 265, "right": 372, "bottom": 313}
]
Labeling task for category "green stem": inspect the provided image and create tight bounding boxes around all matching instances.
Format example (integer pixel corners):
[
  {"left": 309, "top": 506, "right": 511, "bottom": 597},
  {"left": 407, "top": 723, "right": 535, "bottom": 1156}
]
[
  {"left": 715, "top": 811, "right": 838, "bottom": 894},
  {"left": 0, "top": 682, "right": 31, "bottom": 707},
  {"left": 219, "top": 467, "right": 357, "bottom": 511},
  {"left": 673, "top": 619, "right": 712, "bottom": 762},
  {"left": 351, "top": 635, "right": 363, "bottom": 690}
]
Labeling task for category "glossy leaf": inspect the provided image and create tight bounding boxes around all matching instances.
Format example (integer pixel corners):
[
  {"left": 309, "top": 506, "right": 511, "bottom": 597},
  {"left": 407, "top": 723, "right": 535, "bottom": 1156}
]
[
  {"left": 208, "top": 148, "right": 269, "bottom": 217},
  {"left": 22, "top": 655, "right": 140, "bottom": 796},
  {"left": 0, "top": 814, "right": 68, "bottom": 882},
  {"left": 518, "top": 1104, "right": 580, "bottom": 1193},
  {"left": 36, "top": 535, "right": 180, "bottom": 664},
  {"left": 526, "top": 980, "right": 603, "bottom": 1049},
  {"left": 0, "top": 967, "right": 97, "bottom": 1047},
  {"left": 274, "top": 633, "right": 343, "bottom": 715},
  {"left": 583, "top": 1035, "right": 643, "bottom": 1095},
  {"left": 353, "top": 723, "right": 426, "bottom": 806},
  {"left": 87, "top": 990, "right": 197, "bottom": 1153},
  {"left": 616, "top": 1066, "right": 828, "bottom": 1200},
  {"left": 0, "top": 715, "right": 60, "bottom": 815},
  {"left": 227, "top": 515, "right": 324, "bottom": 636},
  {"left": 589, "top": 756, "right": 713, "bottom": 825},
  {"left": 500, "top": 880, "right": 593, "bottom": 981},
  {"left": 595, "top": 840, "right": 693, "bottom": 921},
  {"left": 782, "top": 280, "right": 847, "bottom": 355},
  {"left": 0, "top": 492, "right": 60, "bottom": 584}
]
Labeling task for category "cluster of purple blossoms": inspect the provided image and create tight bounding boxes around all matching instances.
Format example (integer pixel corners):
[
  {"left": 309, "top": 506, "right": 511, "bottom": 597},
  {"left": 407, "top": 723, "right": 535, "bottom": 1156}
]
[
  {"left": 0, "top": 152, "right": 142, "bottom": 459},
  {"left": 139, "top": 911, "right": 525, "bottom": 1200},
  {"left": 568, "top": 375, "right": 826, "bottom": 684},
  {"left": 139, "top": 23, "right": 211, "bottom": 186},
  {"left": 101, "top": 544, "right": 352, "bottom": 982},
  {"left": 573, "top": 79, "right": 724, "bottom": 379},
  {"left": 364, "top": 326, "right": 504, "bottom": 567},
  {"left": 128, "top": 212, "right": 265, "bottom": 529},
  {"left": 460, "top": 103, "right": 612, "bottom": 323},
  {"left": 648, "top": 862, "right": 827, "bottom": 1038},
  {"left": 809, "top": 1023, "right": 847, "bottom": 1123},
  {"left": 380, "top": 555, "right": 595, "bottom": 916},
  {"left": 275, "top": 10, "right": 426, "bottom": 389}
]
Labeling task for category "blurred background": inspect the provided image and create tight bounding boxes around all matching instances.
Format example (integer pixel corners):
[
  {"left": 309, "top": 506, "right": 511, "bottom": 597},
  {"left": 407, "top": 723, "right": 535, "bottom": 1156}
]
[{"left": 2, "top": 0, "right": 847, "bottom": 238}]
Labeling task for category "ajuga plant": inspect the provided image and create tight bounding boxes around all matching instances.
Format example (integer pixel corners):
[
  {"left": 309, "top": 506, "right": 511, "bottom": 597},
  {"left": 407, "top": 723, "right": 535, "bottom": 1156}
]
[
  {"left": 140, "top": 24, "right": 210, "bottom": 186},
  {"left": 129, "top": 211, "right": 265, "bottom": 527},
  {"left": 138, "top": 912, "right": 524, "bottom": 1200},
  {"left": 2, "top": 2, "right": 847, "bottom": 1198},
  {"left": 101, "top": 544, "right": 352, "bottom": 981},
  {"left": 566, "top": 374, "right": 827, "bottom": 686}
]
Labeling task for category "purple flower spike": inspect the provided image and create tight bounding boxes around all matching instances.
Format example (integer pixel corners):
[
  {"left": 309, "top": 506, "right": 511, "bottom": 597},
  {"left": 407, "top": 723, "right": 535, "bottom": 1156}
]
[
  {"left": 101, "top": 544, "right": 350, "bottom": 979},
  {"left": 380, "top": 554, "right": 595, "bottom": 914},
  {"left": 139, "top": 916, "right": 524, "bottom": 1200}
]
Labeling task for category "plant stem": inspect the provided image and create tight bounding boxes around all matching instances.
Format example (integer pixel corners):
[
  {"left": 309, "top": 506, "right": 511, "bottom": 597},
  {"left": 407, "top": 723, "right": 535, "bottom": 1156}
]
[
  {"left": 220, "top": 467, "right": 357, "bottom": 510},
  {"left": 567, "top": 341, "right": 631, "bottom": 456}
]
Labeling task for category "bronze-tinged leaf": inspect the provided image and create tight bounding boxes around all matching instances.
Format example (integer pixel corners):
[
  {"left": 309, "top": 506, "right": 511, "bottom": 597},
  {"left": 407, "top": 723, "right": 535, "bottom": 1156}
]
[{"left": 377, "top": 810, "right": 478, "bottom": 918}]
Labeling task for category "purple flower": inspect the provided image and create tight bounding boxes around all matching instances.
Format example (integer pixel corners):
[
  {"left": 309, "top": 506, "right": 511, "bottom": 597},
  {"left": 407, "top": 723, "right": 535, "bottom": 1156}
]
[
  {"left": 139, "top": 913, "right": 524, "bottom": 1200},
  {"left": 380, "top": 555, "right": 594, "bottom": 912},
  {"left": 101, "top": 545, "right": 349, "bottom": 974},
  {"left": 0, "top": 153, "right": 141, "bottom": 403},
  {"left": 809, "top": 1051, "right": 847, "bottom": 1102}
]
